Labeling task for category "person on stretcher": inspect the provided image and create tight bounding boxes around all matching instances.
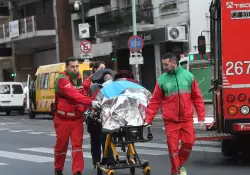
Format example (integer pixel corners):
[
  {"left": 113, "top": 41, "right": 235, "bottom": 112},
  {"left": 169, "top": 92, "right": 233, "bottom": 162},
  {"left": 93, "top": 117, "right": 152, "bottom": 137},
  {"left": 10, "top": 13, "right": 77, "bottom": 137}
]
[{"left": 92, "top": 70, "right": 152, "bottom": 132}]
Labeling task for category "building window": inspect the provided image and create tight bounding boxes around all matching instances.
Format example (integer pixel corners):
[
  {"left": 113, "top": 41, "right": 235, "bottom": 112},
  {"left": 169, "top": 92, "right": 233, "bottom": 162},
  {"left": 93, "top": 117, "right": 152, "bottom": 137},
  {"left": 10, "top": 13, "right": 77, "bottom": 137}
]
[
  {"left": 117, "top": 0, "right": 131, "bottom": 8},
  {"left": 159, "top": 0, "right": 178, "bottom": 16}
]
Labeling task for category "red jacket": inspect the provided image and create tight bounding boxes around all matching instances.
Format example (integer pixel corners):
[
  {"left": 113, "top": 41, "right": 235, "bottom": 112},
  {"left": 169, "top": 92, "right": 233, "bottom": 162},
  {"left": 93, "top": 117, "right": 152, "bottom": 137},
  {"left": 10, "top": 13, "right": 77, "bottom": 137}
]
[
  {"left": 54, "top": 71, "right": 92, "bottom": 119},
  {"left": 83, "top": 75, "right": 92, "bottom": 96},
  {"left": 146, "top": 66, "right": 205, "bottom": 124}
]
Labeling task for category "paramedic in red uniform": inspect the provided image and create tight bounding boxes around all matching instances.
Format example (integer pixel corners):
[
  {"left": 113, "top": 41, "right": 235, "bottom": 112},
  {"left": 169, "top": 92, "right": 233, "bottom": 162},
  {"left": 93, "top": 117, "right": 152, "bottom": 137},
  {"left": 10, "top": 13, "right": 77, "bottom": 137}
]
[
  {"left": 53, "top": 57, "right": 100, "bottom": 175},
  {"left": 144, "top": 53, "right": 205, "bottom": 175}
]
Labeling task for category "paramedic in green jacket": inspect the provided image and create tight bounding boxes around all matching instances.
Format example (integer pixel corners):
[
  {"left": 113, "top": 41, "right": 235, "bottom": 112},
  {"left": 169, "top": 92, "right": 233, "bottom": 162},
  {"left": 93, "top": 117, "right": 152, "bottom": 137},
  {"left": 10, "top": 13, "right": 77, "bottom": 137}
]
[{"left": 145, "top": 52, "right": 205, "bottom": 175}]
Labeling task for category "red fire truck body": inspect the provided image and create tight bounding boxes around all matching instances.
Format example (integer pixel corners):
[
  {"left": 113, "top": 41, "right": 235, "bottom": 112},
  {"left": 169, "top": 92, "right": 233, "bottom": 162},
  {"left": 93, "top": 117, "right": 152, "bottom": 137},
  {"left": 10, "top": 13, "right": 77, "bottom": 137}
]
[{"left": 197, "top": 0, "right": 250, "bottom": 157}]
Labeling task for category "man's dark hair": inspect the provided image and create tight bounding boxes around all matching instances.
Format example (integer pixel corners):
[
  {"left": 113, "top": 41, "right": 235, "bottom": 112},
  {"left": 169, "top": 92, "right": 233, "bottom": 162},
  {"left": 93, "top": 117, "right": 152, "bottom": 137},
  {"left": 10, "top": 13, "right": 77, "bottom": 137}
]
[
  {"left": 66, "top": 57, "right": 78, "bottom": 66},
  {"left": 162, "top": 52, "right": 179, "bottom": 64}
]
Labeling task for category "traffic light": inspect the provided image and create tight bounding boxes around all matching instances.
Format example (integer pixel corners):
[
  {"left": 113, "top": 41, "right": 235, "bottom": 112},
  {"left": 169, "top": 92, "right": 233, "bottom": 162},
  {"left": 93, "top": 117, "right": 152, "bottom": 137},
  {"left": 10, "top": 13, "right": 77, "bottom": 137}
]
[
  {"left": 198, "top": 35, "right": 206, "bottom": 54},
  {"left": 189, "top": 54, "right": 194, "bottom": 61},
  {"left": 11, "top": 73, "right": 16, "bottom": 77},
  {"left": 109, "top": 52, "right": 116, "bottom": 61}
]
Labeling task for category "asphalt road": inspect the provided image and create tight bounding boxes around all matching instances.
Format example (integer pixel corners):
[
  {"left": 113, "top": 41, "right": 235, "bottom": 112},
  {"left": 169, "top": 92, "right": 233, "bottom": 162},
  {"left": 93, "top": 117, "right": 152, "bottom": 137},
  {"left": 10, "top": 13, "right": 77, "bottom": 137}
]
[{"left": 0, "top": 113, "right": 250, "bottom": 175}]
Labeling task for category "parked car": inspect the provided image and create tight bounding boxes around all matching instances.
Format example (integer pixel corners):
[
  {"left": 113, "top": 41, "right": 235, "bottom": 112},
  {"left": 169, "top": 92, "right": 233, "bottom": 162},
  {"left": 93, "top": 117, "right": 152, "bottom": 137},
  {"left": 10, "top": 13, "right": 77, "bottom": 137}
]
[{"left": 0, "top": 82, "right": 26, "bottom": 115}]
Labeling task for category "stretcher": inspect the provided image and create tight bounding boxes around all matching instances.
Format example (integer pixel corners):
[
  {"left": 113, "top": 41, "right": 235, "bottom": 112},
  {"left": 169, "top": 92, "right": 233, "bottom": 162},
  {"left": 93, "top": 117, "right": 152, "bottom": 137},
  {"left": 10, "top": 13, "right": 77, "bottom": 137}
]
[{"left": 85, "top": 110, "right": 153, "bottom": 175}]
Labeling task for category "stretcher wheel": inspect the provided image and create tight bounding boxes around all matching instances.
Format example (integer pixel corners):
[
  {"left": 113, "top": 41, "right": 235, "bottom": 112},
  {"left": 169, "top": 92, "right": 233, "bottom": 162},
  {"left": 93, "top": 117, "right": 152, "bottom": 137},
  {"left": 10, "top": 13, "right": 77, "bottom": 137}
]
[
  {"left": 107, "top": 170, "right": 114, "bottom": 175},
  {"left": 143, "top": 166, "right": 150, "bottom": 175},
  {"left": 130, "top": 167, "right": 135, "bottom": 175}
]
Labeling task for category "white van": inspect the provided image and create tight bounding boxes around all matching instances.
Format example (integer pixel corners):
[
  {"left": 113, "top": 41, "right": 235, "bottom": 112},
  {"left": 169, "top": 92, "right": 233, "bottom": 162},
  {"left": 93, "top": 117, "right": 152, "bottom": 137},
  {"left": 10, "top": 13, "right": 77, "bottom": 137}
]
[{"left": 0, "top": 82, "right": 26, "bottom": 116}]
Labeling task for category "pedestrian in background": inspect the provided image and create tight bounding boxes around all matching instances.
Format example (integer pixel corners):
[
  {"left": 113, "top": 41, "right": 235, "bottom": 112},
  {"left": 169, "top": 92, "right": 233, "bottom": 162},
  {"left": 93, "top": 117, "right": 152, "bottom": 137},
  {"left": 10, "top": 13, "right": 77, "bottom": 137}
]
[
  {"left": 82, "top": 61, "right": 106, "bottom": 169},
  {"left": 144, "top": 52, "right": 205, "bottom": 175}
]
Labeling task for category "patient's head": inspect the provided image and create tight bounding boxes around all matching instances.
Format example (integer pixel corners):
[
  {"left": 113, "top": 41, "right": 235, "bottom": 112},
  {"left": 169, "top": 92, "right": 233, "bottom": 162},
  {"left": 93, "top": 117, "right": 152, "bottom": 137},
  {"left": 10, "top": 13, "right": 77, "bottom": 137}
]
[
  {"left": 103, "top": 73, "right": 113, "bottom": 82},
  {"left": 114, "top": 70, "right": 134, "bottom": 81}
]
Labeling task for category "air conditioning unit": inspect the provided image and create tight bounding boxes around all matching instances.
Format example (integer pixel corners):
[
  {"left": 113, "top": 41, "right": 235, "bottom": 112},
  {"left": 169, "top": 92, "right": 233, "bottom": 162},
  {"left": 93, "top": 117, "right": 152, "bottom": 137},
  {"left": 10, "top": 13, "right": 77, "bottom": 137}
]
[{"left": 166, "top": 26, "right": 187, "bottom": 41}]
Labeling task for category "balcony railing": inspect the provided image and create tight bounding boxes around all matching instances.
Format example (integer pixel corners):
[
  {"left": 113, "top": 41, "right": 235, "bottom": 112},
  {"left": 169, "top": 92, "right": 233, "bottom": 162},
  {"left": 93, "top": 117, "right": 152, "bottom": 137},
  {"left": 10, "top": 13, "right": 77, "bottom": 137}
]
[
  {"left": 96, "top": 5, "right": 154, "bottom": 33},
  {"left": 0, "top": 15, "right": 55, "bottom": 40}
]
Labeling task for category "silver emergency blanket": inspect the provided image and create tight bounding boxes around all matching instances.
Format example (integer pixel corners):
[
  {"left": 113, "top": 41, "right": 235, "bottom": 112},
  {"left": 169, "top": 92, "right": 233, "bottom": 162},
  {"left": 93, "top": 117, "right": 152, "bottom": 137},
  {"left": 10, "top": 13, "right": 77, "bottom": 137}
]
[{"left": 95, "top": 87, "right": 152, "bottom": 132}]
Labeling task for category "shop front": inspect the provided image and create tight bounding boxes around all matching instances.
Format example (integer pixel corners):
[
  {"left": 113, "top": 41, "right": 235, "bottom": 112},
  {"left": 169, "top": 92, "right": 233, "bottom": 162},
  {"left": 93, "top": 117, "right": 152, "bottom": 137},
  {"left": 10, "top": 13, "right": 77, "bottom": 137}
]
[{"left": 113, "top": 28, "right": 166, "bottom": 92}]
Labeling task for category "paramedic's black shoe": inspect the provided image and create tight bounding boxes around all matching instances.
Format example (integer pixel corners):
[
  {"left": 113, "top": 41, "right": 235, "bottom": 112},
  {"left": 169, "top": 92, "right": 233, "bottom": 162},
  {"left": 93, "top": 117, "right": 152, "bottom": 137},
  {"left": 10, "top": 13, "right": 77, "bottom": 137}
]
[
  {"left": 54, "top": 170, "right": 63, "bottom": 175},
  {"left": 73, "top": 171, "right": 82, "bottom": 175}
]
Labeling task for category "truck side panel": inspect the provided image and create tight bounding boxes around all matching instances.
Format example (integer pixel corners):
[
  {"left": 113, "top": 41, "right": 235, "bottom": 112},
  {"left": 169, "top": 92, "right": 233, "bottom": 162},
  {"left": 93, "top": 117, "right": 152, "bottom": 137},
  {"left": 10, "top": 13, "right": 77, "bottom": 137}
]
[{"left": 222, "top": 0, "right": 250, "bottom": 130}]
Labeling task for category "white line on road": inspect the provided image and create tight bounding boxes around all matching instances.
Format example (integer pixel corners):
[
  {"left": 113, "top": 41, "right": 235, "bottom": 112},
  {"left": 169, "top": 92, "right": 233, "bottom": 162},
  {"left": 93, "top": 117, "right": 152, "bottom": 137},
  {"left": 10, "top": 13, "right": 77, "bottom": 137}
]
[
  {"left": 0, "top": 162, "right": 9, "bottom": 165},
  {"left": 21, "top": 145, "right": 168, "bottom": 156},
  {"left": 0, "top": 128, "right": 9, "bottom": 131},
  {"left": 28, "top": 132, "right": 47, "bottom": 134},
  {"left": 0, "top": 122, "right": 18, "bottom": 126},
  {"left": 19, "top": 147, "right": 92, "bottom": 158},
  {"left": 0, "top": 150, "right": 54, "bottom": 163},
  {"left": 9, "top": 130, "right": 34, "bottom": 133},
  {"left": 47, "top": 133, "right": 90, "bottom": 139},
  {"left": 78, "top": 145, "right": 167, "bottom": 156}
]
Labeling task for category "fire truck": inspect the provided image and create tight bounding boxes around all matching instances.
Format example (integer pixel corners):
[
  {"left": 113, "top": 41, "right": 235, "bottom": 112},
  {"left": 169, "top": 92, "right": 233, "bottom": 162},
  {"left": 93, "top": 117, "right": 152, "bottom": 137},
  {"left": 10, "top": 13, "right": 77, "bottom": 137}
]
[{"left": 196, "top": 0, "right": 250, "bottom": 157}]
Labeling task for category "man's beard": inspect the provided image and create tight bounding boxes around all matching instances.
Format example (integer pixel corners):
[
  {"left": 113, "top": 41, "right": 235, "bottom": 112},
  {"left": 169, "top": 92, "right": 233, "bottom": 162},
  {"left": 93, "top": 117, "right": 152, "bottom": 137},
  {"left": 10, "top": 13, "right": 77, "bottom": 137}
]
[{"left": 164, "top": 65, "right": 176, "bottom": 73}]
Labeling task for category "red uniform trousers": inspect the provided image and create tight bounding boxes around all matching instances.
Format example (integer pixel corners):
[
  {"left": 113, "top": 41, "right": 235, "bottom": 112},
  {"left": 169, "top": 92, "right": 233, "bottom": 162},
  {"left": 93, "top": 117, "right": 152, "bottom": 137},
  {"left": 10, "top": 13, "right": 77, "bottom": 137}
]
[
  {"left": 164, "top": 121, "right": 195, "bottom": 175},
  {"left": 54, "top": 115, "right": 84, "bottom": 174}
]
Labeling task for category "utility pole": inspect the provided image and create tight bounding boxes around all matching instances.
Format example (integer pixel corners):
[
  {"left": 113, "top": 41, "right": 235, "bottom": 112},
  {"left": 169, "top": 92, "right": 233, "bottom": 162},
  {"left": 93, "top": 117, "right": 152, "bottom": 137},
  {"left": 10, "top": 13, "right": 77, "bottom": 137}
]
[
  {"left": 131, "top": 0, "right": 140, "bottom": 83},
  {"left": 80, "top": 0, "right": 84, "bottom": 23}
]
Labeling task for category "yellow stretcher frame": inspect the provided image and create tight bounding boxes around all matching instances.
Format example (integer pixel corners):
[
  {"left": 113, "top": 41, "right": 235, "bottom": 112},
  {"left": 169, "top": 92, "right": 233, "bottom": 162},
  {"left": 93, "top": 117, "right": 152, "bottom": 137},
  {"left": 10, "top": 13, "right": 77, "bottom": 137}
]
[{"left": 96, "top": 126, "right": 153, "bottom": 175}]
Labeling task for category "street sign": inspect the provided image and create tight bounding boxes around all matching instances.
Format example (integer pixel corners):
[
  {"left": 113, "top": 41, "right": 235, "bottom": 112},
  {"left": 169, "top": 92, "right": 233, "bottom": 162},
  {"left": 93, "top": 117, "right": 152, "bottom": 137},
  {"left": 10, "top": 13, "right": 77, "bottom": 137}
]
[
  {"left": 80, "top": 40, "right": 92, "bottom": 54},
  {"left": 129, "top": 52, "right": 144, "bottom": 65},
  {"left": 128, "top": 36, "right": 144, "bottom": 52},
  {"left": 78, "top": 23, "right": 90, "bottom": 39},
  {"left": 80, "top": 53, "right": 93, "bottom": 59}
]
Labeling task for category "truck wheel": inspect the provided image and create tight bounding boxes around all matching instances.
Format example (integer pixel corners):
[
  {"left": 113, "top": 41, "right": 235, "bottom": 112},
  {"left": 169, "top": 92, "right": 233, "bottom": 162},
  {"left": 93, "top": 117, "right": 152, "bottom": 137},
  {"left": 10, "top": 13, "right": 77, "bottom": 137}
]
[
  {"left": 19, "top": 110, "right": 25, "bottom": 116},
  {"left": 6, "top": 111, "right": 11, "bottom": 116},
  {"left": 221, "top": 140, "right": 235, "bottom": 157}
]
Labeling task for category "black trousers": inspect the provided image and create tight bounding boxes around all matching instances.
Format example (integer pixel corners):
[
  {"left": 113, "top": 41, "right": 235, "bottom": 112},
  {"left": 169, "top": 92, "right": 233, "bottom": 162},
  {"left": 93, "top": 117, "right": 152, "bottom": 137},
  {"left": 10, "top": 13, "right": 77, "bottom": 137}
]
[{"left": 87, "top": 120, "right": 115, "bottom": 165}]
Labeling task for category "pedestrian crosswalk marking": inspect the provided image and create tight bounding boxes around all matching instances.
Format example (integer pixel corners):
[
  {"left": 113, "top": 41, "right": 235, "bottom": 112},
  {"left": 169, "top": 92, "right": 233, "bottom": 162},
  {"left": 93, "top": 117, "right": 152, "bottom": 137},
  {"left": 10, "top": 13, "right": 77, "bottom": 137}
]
[
  {"left": 47, "top": 133, "right": 90, "bottom": 138},
  {"left": 20, "top": 146, "right": 167, "bottom": 156},
  {"left": 0, "top": 139, "right": 222, "bottom": 166},
  {"left": 28, "top": 131, "right": 47, "bottom": 134},
  {"left": 0, "top": 128, "right": 90, "bottom": 138},
  {"left": 0, "top": 162, "right": 9, "bottom": 165},
  {"left": 9, "top": 130, "right": 34, "bottom": 133},
  {"left": 0, "top": 150, "right": 54, "bottom": 163},
  {"left": 19, "top": 147, "right": 93, "bottom": 158},
  {"left": 0, "top": 122, "right": 17, "bottom": 126},
  {"left": 0, "top": 128, "right": 9, "bottom": 131}
]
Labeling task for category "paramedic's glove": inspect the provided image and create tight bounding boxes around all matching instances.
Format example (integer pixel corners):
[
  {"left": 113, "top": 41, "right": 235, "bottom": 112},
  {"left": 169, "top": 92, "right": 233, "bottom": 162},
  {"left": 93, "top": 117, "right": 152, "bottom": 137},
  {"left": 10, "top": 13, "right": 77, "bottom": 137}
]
[
  {"left": 198, "top": 121, "right": 205, "bottom": 128},
  {"left": 92, "top": 101, "right": 101, "bottom": 109}
]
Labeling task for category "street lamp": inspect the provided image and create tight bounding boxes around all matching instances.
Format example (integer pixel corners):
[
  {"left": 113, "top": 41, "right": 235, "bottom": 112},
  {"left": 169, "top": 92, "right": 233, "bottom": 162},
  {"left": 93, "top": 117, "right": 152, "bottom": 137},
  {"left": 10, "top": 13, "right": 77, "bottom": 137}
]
[{"left": 74, "top": 0, "right": 84, "bottom": 23}]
